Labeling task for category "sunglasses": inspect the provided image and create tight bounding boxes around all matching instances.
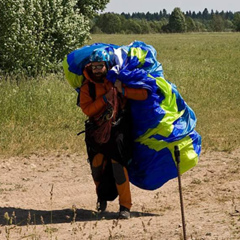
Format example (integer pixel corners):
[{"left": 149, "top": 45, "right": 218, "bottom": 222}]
[{"left": 91, "top": 64, "right": 105, "bottom": 70}]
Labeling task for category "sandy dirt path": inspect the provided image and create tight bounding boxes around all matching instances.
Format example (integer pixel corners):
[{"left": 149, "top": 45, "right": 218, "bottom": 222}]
[{"left": 0, "top": 149, "right": 239, "bottom": 240}]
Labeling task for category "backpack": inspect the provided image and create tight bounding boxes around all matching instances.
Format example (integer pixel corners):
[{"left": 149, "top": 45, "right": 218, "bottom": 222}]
[
  {"left": 76, "top": 81, "right": 96, "bottom": 136},
  {"left": 76, "top": 81, "right": 96, "bottom": 106}
]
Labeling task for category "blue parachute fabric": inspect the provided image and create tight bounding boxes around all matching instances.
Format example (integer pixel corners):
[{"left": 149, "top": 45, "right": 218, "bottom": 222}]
[
  {"left": 129, "top": 144, "right": 178, "bottom": 190},
  {"left": 126, "top": 41, "right": 164, "bottom": 77},
  {"left": 107, "top": 41, "right": 201, "bottom": 190},
  {"left": 149, "top": 83, "right": 196, "bottom": 142},
  {"left": 63, "top": 40, "right": 202, "bottom": 190}
]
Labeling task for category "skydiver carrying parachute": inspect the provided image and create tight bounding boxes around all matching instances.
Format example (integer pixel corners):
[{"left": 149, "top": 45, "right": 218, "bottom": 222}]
[{"left": 63, "top": 41, "right": 202, "bottom": 220}]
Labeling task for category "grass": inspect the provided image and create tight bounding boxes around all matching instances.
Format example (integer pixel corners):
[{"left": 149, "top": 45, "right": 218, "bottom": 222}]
[
  {"left": 1, "top": 32, "right": 240, "bottom": 157},
  {"left": 0, "top": 74, "right": 86, "bottom": 156}
]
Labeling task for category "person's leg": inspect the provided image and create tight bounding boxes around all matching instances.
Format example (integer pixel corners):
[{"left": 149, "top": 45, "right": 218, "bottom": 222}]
[
  {"left": 91, "top": 153, "right": 107, "bottom": 211},
  {"left": 111, "top": 159, "right": 132, "bottom": 218}
]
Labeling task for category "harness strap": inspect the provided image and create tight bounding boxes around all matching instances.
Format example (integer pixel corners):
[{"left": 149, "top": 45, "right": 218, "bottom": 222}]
[{"left": 76, "top": 81, "right": 96, "bottom": 106}]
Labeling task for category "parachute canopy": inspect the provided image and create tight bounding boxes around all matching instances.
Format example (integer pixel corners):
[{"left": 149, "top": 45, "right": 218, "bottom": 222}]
[{"left": 63, "top": 41, "right": 202, "bottom": 190}]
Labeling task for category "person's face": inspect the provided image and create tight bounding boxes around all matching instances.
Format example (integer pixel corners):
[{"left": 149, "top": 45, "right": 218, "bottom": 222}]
[{"left": 91, "top": 61, "right": 107, "bottom": 79}]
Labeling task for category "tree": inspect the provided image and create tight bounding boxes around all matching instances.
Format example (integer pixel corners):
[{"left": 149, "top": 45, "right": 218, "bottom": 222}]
[
  {"left": 121, "top": 12, "right": 131, "bottom": 19},
  {"left": 96, "top": 13, "right": 122, "bottom": 34},
  {"left": 192, "top": 11, "right": 197, "bottom": 19},
  {"left": 125, "top": 19, "right": 142, "bottom": 34},
  {"left": 194, "top": 20, "right": 206, "bottom": 32},
  {"left": 196, "top": 11, "right": 202, "bottom": 19},
  {"left": 225, "top": 11, "right": 234, "bottom": 20},
  {"left": 211, "top": 14, "right": 225, "bottom": 31},
  {"left": 76, "top": 0, "right": 109, "bottom": 19},
  {"left": 168, "top": 8, "right": 186, "bottom": 33},
  {"left": 185, "top": 11, "right": 191, "bottom": 17},
  {"left": 148, "top": 20, "right": 165, "bottom": 33},
  {"left": 224, "top": 20, "right": 234, "bottom": 31},
  {"left": 146, "top": 11, "right": 152, "bottom": 21},
  {"left": 162, "top": 9, "right": 167, "bottom": 18},
  {"left": 0, "top": 0, "right": 108, "bottom": 75},
  {"left": 233, "top": 12, "right": 240, "bottom": 31},
  {"left": 138, "top": 19, "right": 151, "bottom": 34},
  {"left": 186, "top": 17, "right": 197, "bottom": 32},
  {"left": 202, "top": 8, "right": 210, "bottom": 20}
]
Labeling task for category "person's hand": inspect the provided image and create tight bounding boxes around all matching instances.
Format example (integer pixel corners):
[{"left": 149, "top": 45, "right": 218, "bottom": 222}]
[
  {"left": 114, "top": 79, "right": 122, "bottom": 93},
  {"left": 105, "top": 87, "right": 114, "bottom": 102}
]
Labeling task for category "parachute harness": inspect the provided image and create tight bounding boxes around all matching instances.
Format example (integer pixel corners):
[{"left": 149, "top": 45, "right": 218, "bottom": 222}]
[{"left": 93, "top": 88, "right": 118, "bottom": 144}]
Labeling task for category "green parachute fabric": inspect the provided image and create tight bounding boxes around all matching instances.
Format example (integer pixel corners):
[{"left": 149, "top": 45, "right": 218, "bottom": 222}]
[{"left": 63, "top": 41, "right": 202, "bottom": 190}]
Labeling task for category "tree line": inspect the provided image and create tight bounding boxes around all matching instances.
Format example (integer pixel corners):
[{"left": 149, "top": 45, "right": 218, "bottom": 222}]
[
  {"left": 91, "top": 8, "right": 240, "bottom": 34},
  {"left": 122, "top": 8, "right": 234, "bottom": 21}
]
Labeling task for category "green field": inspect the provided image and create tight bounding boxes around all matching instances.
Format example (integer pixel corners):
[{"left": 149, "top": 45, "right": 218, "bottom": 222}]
[{"left": 1, "top": 33, "right": 240, "bottom": 156}]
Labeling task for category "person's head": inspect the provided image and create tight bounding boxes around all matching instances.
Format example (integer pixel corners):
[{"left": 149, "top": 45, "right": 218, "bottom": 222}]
[{"left": 89, "top": 48, "right": 110, "bottom": 80}]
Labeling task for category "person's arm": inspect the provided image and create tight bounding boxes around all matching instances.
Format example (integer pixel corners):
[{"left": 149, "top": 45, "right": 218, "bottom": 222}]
[
  {"left": 114, "top": 79, "right": 148, "bottom": 101},
  {"left": 80, "top": 82, "right": 107, "bottom": 117},
  {"left": 123, "top": 87, "right": 148, "bottom": 100}
]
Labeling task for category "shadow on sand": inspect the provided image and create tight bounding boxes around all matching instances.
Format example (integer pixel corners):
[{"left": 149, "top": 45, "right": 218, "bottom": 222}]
[{"left": 0, "top": 207, "right": 160, "bottom": 226}]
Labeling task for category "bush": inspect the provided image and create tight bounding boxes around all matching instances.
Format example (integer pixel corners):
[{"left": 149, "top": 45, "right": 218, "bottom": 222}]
[{"left": 0, "top": 0, "right": 90, "bottom": 76}]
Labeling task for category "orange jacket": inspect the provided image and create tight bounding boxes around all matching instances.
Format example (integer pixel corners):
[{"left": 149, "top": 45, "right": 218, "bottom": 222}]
[{"left": 80, "top": 67, "right": 148, "bottom": 119}]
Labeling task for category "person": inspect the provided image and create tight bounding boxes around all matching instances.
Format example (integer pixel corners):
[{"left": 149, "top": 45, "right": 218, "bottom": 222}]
[{"left": 79, "top": 48, "right": 148, "bottom": 219}]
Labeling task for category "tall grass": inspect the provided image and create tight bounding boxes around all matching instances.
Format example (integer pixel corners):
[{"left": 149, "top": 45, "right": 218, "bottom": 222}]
[
  {"left": 0, "top": 74, "right": 86, "bottom": 156},
  {"left": 1, "top": 33, "right": 240, "bottom": 156}
]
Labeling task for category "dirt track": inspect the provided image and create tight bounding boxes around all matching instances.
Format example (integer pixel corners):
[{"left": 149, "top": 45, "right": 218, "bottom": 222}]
[{"left": 0, "top": 149, "right": 239, "bottom": 239}]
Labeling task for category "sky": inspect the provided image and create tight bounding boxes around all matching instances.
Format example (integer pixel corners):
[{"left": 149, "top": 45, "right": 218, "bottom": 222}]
[{"left": 103, "top": 0, "right": 240, "bottom": 14}]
